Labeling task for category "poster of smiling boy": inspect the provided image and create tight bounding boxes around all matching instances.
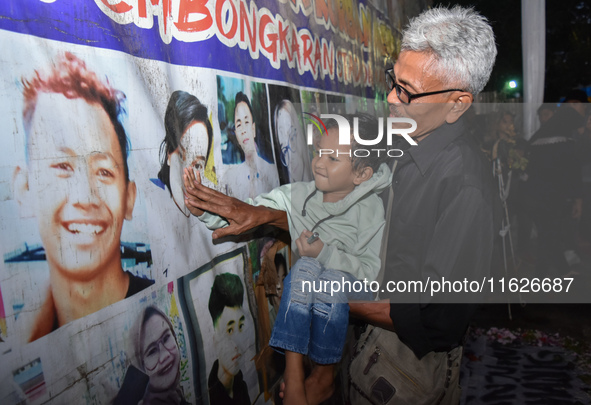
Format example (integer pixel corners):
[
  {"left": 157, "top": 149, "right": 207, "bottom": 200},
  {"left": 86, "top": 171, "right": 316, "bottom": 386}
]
[{"left": 2, "top": 44, "right": 154, "bottom": 343}]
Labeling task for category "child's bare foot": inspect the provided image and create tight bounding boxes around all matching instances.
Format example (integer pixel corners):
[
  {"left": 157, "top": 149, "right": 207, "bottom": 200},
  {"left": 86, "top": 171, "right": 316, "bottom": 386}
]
[
  {"left": 282, "top": 352, "right": 309, "bottom": 405},
  {"left": 282, "top": 380, "right": 308, "bottom": 405},
  {"left": 304, "top": 365, "right": 335, "bottom": 405}
]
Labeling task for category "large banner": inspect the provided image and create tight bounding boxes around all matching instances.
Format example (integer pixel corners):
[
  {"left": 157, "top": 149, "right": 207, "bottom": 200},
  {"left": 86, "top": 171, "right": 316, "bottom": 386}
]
[{"left": 0, "top": 1, "right": 399, "bottom": 403}]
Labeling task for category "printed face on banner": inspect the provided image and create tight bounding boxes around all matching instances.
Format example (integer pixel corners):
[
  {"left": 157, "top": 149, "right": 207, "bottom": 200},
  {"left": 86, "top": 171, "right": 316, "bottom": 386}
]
[
  {"left": 276, "top": 104, "right": 309, "bottom": 182},
  {"left": 213, "top": 305, "right": 247, "bottom": 377},
  {"left": 234, "top": 102, "right": 257, "bottom": 155},
  {"left": 140, "top": 312, "right": 181, "bottom": 391},
  {"left": 21, "top": 93, "right": 136, "bottom": 278},
  {"left": 168, "top": 121, "right": 210, "bottom": 216},
  {"left": 184, "top": 249, "right": 259, "bottom": 403}
]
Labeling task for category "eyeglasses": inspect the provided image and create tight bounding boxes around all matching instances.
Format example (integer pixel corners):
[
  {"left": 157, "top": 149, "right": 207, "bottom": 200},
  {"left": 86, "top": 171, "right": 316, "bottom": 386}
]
[
  {"left": 143, "top": 330, "right": 177, "bottom": 371},
  {"left": 385, "top": 68, "right": 465, "bottom": 105}
]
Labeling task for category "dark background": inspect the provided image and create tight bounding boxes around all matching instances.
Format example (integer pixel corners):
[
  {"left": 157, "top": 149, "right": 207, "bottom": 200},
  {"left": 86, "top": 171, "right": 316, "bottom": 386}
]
[{"left": 432, "top": 0, "right": 591, "bottom": 101}]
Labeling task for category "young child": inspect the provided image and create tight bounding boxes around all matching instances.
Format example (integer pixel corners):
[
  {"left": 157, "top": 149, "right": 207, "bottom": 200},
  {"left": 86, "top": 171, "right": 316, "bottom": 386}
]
[{"left": 184, "top": 113, "right": 391, "bottom": 405}]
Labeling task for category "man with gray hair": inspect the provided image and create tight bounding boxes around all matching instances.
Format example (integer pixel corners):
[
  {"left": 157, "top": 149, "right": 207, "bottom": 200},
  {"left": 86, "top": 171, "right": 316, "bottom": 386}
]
[
  {"left": 184, "top": 5, "right": 497, "bottom": 404},
  {"left": 349, "top": 6, "right": 497, "bottom": 404}
]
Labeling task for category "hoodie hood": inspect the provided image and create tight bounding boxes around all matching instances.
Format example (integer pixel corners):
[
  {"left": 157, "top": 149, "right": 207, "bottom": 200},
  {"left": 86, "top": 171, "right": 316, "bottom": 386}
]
[{"left": 310, "top": 162, "right": 392, "bottom": 216}]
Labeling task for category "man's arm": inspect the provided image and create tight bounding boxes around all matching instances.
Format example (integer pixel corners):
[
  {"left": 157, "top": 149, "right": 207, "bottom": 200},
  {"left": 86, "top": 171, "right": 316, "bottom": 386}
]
[
  {"left": 183, "top": 168, "right": 288, "bottom": 238},
  {"left": 349, "top": 300, "right": 395, "bottom": 332}
]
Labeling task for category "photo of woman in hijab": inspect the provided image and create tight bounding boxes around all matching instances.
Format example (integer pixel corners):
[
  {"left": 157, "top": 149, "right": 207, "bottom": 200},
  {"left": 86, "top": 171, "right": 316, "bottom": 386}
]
[
  {"left": 156, "top": 90, "right": 216, "bottom": 217},
  {"left": 116, "top": 305, "right": 189, "bottom": 405}
]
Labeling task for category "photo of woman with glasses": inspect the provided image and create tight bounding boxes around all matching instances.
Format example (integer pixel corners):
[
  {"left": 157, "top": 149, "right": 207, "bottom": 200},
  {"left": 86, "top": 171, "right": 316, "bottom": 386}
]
[{"left": 116, "top": 305, "right": 189, "bottom": 405}]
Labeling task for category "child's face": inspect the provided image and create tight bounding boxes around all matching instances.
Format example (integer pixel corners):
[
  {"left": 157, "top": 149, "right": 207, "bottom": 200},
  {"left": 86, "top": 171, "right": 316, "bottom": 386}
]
[{"left": 312, "top": 128, "right": 362, "bottom": 202}]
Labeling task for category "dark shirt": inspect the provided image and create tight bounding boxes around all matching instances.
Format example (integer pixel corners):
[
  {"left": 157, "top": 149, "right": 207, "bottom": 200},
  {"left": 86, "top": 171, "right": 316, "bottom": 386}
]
[
  {"left": 126, "top": 271, "right": 155, "bottom": 298},
  {"left": 528, "top": 104, "right": 585, "bottom": 145},
  {"left": 525, "top": 139, "right": 582, "bottom": 205},
  {"left": 48, "top": 272, "right": 154, "bottom": 335},
  {"left": 384, "top": 119, "right": 496, "bottom": 359},
  {"left": 208, "top": 360, "right": 251, "bottom": 405},
  {"left": 524, "top": 105, "right": 584, "bottom": 205}
]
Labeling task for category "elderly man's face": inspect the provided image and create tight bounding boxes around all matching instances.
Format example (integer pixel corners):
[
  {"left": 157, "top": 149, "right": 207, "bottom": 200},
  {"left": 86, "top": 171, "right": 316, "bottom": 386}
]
[
  {"left": 23, "top": 93, "right": 136, "bottom": 279},
  {"left": 387, "top": 51, "right": 467, "bottom": 141}
]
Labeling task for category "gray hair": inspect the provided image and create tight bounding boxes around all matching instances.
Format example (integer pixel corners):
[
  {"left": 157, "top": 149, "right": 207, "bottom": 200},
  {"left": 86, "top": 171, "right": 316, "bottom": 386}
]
[{"left": 401, "top": 6, "right": 497, "bottom": 95}]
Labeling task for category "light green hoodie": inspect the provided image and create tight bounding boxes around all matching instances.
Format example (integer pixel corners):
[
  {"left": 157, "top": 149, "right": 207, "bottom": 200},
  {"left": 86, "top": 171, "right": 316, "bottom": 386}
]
[{"left": 200, "top": 163, "right": 392, "bottom": 281}]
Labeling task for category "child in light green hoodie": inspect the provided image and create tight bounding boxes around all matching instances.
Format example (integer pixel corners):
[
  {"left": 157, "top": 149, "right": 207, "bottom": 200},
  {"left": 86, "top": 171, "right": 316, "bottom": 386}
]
[{"left": 186, "top": 113, "right": 391, "bottom": 405}]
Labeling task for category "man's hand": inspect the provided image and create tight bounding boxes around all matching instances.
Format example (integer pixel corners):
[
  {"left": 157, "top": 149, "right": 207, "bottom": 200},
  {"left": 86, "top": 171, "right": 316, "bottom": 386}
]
[
  {"left": 295, "top": 230, "right": 323, "bottom": 258},
  {"left": 183, "top": 168, "right": 288, "bottom": 238},
  {"left": 183, "top": 168, "right": 205, "bottom": 217}
]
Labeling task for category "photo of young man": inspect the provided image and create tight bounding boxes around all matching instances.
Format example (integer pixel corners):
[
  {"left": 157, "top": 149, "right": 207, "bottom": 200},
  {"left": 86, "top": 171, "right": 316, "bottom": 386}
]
[{"left": 12, "top": 52, "right": 154, "bottom": 341}]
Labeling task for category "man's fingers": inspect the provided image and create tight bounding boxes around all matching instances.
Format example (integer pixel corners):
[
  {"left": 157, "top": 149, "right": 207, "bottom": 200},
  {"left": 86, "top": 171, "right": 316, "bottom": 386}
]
[
  {"left": 184, "top": 175, "right": 235, "bottom": 214},
  {"left": 212, "top": 225, "right": 239, "bottom": 239},
  {"left": 183, "top": 169, "right": 196, "bottom": 192},
  {"left": 184, "top": 195, "right": 205, "bottom": 209},
  {"left": 212, "top": 221, "right": 252, "bottom": 239}
]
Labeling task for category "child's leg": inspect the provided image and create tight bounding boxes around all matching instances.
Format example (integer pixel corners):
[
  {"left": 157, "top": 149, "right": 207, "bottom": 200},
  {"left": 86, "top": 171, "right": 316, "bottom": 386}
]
[
  {"left": 268, "top": 257, "right": 322, "bottom": 355},
  {"left": 283, "top": 351, "right": 308, "bottom": 405},
  {"left": 269, "top": 257, "right": 322, "bottom": 404},
  {"left": 306, "top": 270, "right": 373, "bottom": 404},
  {"left": 304, "top": 363, "right": 336, "bottom": 405}
]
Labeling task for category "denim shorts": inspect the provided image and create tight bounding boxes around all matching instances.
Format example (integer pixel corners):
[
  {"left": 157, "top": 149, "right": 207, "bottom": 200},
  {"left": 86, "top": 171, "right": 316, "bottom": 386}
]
[{"left": 268, "top": 257, "right": 373, "bottom": 364}]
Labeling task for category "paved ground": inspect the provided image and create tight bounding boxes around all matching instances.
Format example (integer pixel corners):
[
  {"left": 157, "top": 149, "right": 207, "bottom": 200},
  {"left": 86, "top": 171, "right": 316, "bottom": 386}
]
[
  {"left": 460, "top": 333, "right": 591, "bottom": 404},
  {"left": 461, "top": 235, "right": 591, "bottom": 404}
]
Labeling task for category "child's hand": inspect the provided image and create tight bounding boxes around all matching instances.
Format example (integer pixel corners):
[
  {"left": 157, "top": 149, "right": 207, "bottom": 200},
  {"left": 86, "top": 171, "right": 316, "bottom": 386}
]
[
  {"left": 183, "top": 168, "right": 205, "bottom": 217},
  {"left": 296, "top": 230, "right": 324, "bottom": 258}
]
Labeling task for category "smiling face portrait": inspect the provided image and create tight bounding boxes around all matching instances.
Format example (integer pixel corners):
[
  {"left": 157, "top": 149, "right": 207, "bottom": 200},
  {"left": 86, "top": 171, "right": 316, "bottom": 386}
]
[
  {"left": 312, "top": 128, "right": 371, "bottom": 203},
  {"left": 12, "top": 53, "right": 155, "bottom": 340},
  {"left": 140, "top": 310, "right": 181, "bottom": 392},
  {"left": 16, "top": 53, "right": 137, "bottom": 281},
  {"left": 21, "top": 93, "right": 136, "bottom": 279}
]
